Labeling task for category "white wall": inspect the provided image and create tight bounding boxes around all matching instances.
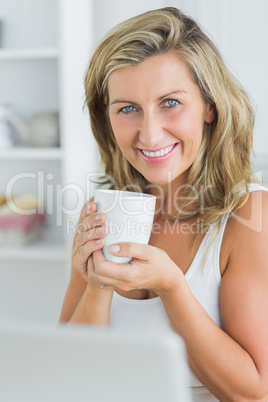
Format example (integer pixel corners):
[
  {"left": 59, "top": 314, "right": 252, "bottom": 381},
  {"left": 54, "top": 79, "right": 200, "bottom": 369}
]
[
  {"left": 0, "top": 0, "right": 57, "bottom": 48},
  {"left": 0, "top": 260, "right": 67, "bottom": 323},
  {"left": 58, "top": 0, "right": 98, "bottom": 254},
  {"left": 93, "top": 0, "right": 166, "bottom": 45}
]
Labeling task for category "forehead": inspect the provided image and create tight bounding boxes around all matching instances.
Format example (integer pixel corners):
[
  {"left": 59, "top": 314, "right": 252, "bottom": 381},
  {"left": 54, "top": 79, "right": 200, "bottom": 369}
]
[{"left": 107, "top": 53, "right": 198, "bottom": 100}]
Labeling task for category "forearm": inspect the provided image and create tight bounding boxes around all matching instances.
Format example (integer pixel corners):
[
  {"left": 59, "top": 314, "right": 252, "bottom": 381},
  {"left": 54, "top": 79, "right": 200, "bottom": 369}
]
[
  {"left": 69, "top": 285, "right": 114, "bottom": 326},
  {"left": 160, "top": 279, "right": 264, "bottom": 401}
]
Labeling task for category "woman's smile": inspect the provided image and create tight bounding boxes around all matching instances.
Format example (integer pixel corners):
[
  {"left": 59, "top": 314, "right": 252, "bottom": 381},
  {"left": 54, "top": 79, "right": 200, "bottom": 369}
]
[{"left": 138, "top": 142, "right": 180, "bottom": 164}]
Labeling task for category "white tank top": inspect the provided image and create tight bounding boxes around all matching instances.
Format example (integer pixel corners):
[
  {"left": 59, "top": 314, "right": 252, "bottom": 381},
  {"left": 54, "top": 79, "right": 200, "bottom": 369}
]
[{"left": 109, "top": 184, "right": 268, "bottom": 401}]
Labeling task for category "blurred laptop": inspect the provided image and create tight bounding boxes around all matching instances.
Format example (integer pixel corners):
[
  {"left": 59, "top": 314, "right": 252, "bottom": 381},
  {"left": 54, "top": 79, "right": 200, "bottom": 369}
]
[{"left": 0, "top": 322, "right": 192, "bottom": 402}]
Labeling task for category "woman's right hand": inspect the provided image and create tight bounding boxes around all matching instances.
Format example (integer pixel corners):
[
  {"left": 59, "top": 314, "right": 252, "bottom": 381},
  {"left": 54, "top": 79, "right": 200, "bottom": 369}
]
[{"left": 72, "top": 200, "right": 108, "bottom": 284}]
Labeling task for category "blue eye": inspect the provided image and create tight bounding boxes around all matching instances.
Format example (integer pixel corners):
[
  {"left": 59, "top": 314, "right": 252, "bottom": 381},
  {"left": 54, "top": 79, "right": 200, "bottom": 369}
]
[
  {"left": 164, "top": 99, "right": 179, "bottom": 108},
  {"left": 121, "top": 106, "right": 136, "bottom": 114}
]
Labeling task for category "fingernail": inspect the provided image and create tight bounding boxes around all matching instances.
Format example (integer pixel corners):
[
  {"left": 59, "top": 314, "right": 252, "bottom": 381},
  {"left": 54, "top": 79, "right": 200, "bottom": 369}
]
[
  {"left": 88, "top": 202, "right": 92, "bottom": 211},
  {"left": 109, "top": 244, "right": 120, "bottom": 253}
]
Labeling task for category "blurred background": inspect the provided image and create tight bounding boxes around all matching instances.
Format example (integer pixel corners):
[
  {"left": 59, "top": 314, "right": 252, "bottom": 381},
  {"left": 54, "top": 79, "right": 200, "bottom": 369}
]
[{"left": 0, "top": 0, "right": 267, "bottom": 324}]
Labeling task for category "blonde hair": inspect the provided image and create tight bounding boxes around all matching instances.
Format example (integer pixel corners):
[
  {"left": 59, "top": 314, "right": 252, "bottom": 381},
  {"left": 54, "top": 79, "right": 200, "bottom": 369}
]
[{"left": 84, "top": 7, "right": 256, "bottom": 232}]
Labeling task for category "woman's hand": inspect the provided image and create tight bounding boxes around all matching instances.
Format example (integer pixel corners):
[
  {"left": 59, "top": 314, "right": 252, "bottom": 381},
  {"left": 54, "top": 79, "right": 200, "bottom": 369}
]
[
  {"left": 92, "top": 242, "right": 182, "bottom": 295},
  {"left": 60, "top": 201, "right": 114, "bottom": 324},
  {"left": 71, "top": 201, "right": 109, "bottom": 286}
]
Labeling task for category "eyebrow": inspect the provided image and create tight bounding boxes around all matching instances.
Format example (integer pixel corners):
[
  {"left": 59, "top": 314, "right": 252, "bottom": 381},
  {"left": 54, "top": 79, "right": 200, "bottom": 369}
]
[{"left": 110, "top": 89, "right": 188, "bottom": 105}]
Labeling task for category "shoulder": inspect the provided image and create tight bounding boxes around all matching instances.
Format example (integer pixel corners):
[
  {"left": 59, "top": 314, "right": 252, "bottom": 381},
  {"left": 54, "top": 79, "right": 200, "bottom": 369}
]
[
  {"left": 228, "top": 187, "right": 268, "bottom": 237},
  {"left": 219, "top": 188, "right": 268, "bottom": 275},
  {"left": 220, "top": 187, "right": 268, "bottom": 296},
  {"left": 219, "top": 190, "right": 268, "bottom": 387}
]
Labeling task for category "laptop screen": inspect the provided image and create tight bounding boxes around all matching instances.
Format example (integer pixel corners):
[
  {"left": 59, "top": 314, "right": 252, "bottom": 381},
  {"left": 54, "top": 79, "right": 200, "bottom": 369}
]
[{"left": 0, "top": 322, "right": 193, "bottom": 402}]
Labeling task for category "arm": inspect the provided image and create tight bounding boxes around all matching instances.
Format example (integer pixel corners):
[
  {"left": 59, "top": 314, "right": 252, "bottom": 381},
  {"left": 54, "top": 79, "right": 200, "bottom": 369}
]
[
  {"left": 159, "top": 191, "right": 268, "bottom": 401},
  {"left": 59, "top": 200, "right": 114, "bottom": 326},
  {"left": 59, "top": 268, "right": 114, "bottom": 326}
]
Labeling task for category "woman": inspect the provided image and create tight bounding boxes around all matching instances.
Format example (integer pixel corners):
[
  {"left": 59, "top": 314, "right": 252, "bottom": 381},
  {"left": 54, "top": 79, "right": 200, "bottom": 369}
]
[{"left": 60, "top": 7, "right": 268, "bottom": 401}]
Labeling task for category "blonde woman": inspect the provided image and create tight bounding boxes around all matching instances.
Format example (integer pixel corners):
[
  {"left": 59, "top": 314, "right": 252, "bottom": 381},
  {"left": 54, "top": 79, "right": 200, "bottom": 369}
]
[{"left": 60, "top": 7, "right": 268, "bottom": 401}]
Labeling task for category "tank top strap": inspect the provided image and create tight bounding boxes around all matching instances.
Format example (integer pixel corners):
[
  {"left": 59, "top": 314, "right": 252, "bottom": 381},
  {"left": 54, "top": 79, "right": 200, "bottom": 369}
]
[
  {"left": 249, "top": 183, "right": 268, "bottom": 192},
  {"left": 214, "top": 183, "right": 268, "bottom": 247},
  {"left": 240, "top": 183, "right": 268, "bottom": 196},
  {"left": 207, "top": 213, "right": 230, "bottom": 282}
]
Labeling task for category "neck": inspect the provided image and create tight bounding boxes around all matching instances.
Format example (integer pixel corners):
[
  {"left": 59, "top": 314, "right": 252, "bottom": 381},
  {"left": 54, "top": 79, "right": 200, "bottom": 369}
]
[{"left": 146, "top": 171, "right": 191, "bottom": 219}]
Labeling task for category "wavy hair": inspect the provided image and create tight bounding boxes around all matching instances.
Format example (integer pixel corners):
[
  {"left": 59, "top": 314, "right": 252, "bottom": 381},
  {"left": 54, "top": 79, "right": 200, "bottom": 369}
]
[{"left": 84, "top": 7, "right": 256, "bottom": 232}]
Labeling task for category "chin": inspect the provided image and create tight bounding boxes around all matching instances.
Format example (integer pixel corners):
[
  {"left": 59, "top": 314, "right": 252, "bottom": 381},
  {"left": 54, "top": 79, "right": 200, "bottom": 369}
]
[
  {"left": 143, "top": 173, "right": 174, "bottom": 186},
  {"left": 142, "top": 168, "right": 189, "bottom": 188}
]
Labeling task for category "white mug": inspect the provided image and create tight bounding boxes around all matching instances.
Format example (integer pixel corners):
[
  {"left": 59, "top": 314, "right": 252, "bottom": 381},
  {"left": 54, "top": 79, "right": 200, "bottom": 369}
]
[{"left": 94, "top": 189, "right": 156, "bottom": 263}]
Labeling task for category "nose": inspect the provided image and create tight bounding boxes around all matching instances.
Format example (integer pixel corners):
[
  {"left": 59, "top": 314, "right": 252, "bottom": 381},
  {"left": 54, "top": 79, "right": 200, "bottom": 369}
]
[{"left": 138, "top": 110, "right": 164, "bottom": 149}]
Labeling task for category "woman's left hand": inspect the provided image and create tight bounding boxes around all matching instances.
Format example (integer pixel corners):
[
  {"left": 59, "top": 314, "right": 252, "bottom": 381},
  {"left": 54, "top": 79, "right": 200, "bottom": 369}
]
[{"left": 92, "top": 242, "right": 182, "bottom": 295}]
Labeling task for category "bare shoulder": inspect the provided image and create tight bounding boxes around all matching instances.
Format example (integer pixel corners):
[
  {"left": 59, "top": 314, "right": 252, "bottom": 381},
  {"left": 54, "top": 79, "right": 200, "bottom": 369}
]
[
  {"left": 221, "top": 188, "right": 268, "bottom": 273},
  {"left": 229, "top": 189, "right": 268, "bottom": 233},
  {"left": 220, "top": 190, "right": 268, "bottom": 385},
  {"left": 221, "top": 189, "right": 268, "bottom": 272}
]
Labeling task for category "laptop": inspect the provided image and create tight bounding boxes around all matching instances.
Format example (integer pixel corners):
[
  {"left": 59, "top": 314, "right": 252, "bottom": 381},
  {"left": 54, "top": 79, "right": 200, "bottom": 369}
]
[{"left": 0, "top": 322, "right": 193, "bottom": 402}]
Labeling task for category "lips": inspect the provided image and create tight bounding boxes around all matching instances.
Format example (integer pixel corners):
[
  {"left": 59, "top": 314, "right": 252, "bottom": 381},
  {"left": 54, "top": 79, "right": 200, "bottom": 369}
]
[
  {"left": 141, "top": 144, "right": 176, "bottom": 158},
  {"left": 137, "top": 143, "right": 179, "bottom": 163}
]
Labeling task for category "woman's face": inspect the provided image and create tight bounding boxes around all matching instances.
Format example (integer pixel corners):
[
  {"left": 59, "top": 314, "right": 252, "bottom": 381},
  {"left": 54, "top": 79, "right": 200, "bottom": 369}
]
[{"left": 108, "top": 53, "right": 214, "bottom": 186}]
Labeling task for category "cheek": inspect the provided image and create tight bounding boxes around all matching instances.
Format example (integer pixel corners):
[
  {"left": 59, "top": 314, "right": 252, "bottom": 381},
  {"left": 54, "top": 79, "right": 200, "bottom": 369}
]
[
  {"left": 171, "top": 111, "right": 204, "bottom": 140},
  {"left": 169, "top": 114, "right": 192, "bottom": 140},
  {"left": 109, "top": 118, "right": 125, "bottom": 143},
  {"left": 109, "top": 117, "right": 135, "bottom": 154}
]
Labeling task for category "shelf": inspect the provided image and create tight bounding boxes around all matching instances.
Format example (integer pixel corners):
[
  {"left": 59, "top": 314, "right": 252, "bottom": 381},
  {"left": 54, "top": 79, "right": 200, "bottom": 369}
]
[
  {"left": 0, "top": 47, "right": 59, "bottom": 61},
  {"left": 0, "top": 147, "right": 63, "bottom": 160},
  {"left": 0, "top": 237, "right": 67, "bottom": 262}
]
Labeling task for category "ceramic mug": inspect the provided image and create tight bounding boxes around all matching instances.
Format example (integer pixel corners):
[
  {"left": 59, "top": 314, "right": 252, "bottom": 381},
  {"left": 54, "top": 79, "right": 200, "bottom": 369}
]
[{"left": 94, "top": 189, "right": 156, "bottom": 263}]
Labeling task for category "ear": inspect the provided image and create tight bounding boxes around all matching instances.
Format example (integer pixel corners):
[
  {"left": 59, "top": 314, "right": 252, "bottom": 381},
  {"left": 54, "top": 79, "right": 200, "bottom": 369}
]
[{"left": 204, "top": 102, "right": 216, "bottom": 124}]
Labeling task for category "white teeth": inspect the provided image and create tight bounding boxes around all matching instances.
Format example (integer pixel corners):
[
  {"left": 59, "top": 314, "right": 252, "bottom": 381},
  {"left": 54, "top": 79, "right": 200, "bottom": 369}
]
[{"left": 142, "top": 144, "right": 175, "bottom": 158}]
